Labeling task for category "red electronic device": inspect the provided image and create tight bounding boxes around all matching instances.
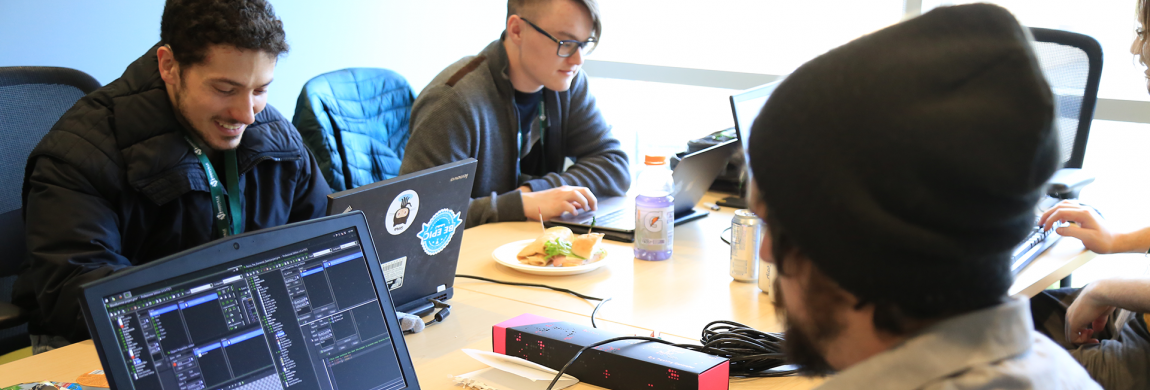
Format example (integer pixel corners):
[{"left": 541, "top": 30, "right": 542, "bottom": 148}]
[{"left": 493, "top": 314, "right": 730, "bottom": 389}]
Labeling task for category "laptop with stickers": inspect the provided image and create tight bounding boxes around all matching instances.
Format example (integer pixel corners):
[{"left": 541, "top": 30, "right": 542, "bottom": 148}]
[{"left": 327, "top": 159, "right": 477, "bottom": 316}]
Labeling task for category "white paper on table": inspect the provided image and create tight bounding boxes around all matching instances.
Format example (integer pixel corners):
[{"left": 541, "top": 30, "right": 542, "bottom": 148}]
[{"left": 453, "top": 349, "right": 579, "bottom": 390}]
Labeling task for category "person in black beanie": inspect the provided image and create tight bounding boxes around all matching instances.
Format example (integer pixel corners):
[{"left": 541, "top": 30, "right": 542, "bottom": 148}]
[{"left": 746, "top": 3, "right": 1100, "bottom": 389}]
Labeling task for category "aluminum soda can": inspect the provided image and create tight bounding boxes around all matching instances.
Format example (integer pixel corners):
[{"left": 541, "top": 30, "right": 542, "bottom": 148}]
[
  {"left": 730, "top": 209, "right": 761, "bottom": 282},
  {"left": 758, "top": 255, "right": 775, "bottom": 296}
]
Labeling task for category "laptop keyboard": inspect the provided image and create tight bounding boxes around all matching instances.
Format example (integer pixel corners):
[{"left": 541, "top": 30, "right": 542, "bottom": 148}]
[
  {"left": 593, "top": 209, "right": 626, "bottom": 225},
  {"left": 1010, "top": 219, "right": 1061, "bottom": 275}
]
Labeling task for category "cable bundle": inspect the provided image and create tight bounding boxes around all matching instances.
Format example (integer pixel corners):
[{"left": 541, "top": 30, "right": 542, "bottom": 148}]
[{"left": 677, "top": 320, "right": 796, "bottom": 377}]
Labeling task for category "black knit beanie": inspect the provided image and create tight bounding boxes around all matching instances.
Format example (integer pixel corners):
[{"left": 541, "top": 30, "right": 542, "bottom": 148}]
[{"left": 748, "top": 4, "right": 1058, "bottom": 317}]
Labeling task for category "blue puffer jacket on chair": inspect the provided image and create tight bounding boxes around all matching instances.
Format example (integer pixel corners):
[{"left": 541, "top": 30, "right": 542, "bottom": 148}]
[{"left": 293, "top": 68, "right": 415, "bottom": 191}]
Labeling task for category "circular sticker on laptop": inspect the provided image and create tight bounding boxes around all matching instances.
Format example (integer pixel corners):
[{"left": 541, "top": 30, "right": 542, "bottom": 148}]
[
  {"left": 418, "top": 208, "right": 463, "bottom": 256},
  {"left": 385, "top": 190, "right": 420, "bottom": 235}
]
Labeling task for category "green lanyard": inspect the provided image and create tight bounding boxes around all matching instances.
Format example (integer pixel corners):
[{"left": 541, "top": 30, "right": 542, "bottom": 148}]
[{"left": 182, "top": 136, "right": 243, "bottom": 238}]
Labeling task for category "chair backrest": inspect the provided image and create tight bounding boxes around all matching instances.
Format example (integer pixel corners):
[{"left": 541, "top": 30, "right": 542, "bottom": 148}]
[
  {"left": 0, "top": 66, "right": 100, "bottom": 353},
  {"left": 1029, "top": 28, "right": 1103, "bottom": 169},
  {"left": 293, "top": 68, "right": 416, "bottom": 192}
]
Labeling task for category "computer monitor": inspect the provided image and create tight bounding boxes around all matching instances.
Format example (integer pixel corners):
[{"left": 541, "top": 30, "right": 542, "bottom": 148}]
[
  {"left": 717, "top": 79, "right": 785, "bottom": 209},
  {"left": 80, "top": 213, "right": 419, "bottom": 390},
  {"left": 730, "top": 79, "right": 784, "bottom": 152}
]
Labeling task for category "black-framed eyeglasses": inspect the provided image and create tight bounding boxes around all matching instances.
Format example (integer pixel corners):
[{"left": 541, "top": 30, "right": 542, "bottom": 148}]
[{"left": 521, "top": 17, "right": 597, "bottom": 58}]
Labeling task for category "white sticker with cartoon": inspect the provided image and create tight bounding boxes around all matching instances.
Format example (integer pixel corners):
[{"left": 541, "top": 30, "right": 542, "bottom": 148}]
[
  {"left": 385, "top": 190, "right": 420, "bottom": 235},
  {"left": 381, "top": 256, "right": 407, "bottom": 291}
]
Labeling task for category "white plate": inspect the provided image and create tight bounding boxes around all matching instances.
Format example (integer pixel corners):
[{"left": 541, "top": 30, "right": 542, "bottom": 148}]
[{"left": 491, "top": 239, "right": 611, "bottom": 276}]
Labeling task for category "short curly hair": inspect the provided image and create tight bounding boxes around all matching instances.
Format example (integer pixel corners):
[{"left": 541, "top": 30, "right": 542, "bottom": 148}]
[{"left": 160, "top": 0, "right": 289, "bottom": 67}]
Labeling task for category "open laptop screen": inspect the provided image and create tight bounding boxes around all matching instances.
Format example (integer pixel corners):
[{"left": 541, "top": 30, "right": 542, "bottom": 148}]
[
  {"left": 97, "top": 227, "right": 407, "bottom": 390},
  {"left": 730, "top": 79, "right": 784, "bottom": 152}
]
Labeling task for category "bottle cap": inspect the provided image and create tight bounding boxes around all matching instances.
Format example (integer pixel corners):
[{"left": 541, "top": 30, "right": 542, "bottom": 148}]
[{"left": 644, "top": 155, "right": 667, "bottom": 166}]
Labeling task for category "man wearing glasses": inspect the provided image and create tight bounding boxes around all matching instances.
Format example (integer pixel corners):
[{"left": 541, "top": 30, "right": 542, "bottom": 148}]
[{"left": 400, "top": 0, "right": 630, "bottom": 228}]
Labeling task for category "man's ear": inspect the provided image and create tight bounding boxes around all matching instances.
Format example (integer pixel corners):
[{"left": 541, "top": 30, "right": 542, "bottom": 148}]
[
  {"left": 506, "top": 15, "right": 525, "bottom": 45},
  {"left": 157, "top": 45, "right": 180, "bottom": 87}
]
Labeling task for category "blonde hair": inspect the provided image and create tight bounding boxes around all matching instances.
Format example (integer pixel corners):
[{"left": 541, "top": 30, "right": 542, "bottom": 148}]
[{"left": 507, "top": 0, "right": 601, "bottom": 40}]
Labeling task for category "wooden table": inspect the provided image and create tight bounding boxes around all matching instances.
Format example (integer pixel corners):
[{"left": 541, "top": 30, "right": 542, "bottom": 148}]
[
  {"left": 0, "top": 289, "right": 821, "bottom": 389},
  {"left": 0, "top": 192, "right": 1090, "bottom": 389},
  {"left": 457, "top": 193, "right": 1096, "bottom": 338},
  {"left": 455, "top": 193, "right": 784, "bottom": 341}
]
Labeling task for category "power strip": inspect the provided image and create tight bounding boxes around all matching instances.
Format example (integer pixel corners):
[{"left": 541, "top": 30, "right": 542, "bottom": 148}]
[{"left": 493, "top": 314, "right": 730, "bottom": 389}]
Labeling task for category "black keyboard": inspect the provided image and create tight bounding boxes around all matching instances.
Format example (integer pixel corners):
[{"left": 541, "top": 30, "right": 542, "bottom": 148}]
[{"left": 1010, "top": 221, "right": 1060, "bottom": 275}]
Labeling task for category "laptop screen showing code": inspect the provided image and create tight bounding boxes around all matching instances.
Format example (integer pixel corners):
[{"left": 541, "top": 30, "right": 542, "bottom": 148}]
[{"left": 100, "top": 227, "right": 407, "bottom": 390}]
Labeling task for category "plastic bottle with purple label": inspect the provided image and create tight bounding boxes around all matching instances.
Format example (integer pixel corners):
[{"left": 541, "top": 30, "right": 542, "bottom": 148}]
[{"left": 634, "top": 155, "right": 674, "bottom": 261}]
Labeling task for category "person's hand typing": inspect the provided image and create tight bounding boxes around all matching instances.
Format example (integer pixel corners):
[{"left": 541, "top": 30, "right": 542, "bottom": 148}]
[
  {"left": 520, "top": 185, "right": 598, "bottom": 221},
  {"left": 1040, "top": 200, "right": 1122, "bottom": 253}
]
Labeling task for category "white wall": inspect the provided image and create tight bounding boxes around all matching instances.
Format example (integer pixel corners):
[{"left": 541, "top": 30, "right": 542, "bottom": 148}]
[{"left": 0, "top": 0, "right": 507, "bottom": 117}]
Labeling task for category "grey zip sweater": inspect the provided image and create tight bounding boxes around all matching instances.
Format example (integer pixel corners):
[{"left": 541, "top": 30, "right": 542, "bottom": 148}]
[{"left": 400, "top": 39, "right": 630, "bottom": 228}]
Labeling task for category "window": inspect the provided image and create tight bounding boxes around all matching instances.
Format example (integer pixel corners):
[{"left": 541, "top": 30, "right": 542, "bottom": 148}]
[
  {"left": 924, "top": 0, "right": 1148, "bottom": 101},
  {"left": 592, "top": 1, "right": 906, "bottom": 76},
  {"left": 588, "top": 1, "right": 906, "bottom": 170}
]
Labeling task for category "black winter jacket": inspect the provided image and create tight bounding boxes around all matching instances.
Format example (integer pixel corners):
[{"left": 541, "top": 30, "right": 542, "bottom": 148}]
[{"left": 13, "top": 46, "right": 331, "bottom": 341}]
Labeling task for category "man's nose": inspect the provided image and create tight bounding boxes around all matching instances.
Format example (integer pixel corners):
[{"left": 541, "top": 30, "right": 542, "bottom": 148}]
[{"left": 229, "top": 94, "right": 256, "bottom": 125}]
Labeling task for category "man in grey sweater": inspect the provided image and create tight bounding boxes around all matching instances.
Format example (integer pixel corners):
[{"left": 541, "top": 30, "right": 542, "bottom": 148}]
[{"left": 400, "top": 0, "right": 630, "bottom": 228}]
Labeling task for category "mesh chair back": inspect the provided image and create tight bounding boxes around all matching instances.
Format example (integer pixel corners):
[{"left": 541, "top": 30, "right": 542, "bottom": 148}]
[
  {"left": 0, "top": 66, "right": 100, "bottom": 353},
  {"left": 1029, "top": 28, "right": 1103, "bottom": 169}
]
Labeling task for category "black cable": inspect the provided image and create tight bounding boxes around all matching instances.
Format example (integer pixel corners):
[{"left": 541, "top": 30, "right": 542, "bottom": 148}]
[
  {"left": 456, "top": 274, "right": 602, "bottom": 300},
  {"left": 402, "top": 298, "right": 451, "bottom": 335},
  {"left": 456, "top": 274, "right": 611, "bottom": 328},
  {"left": 676, "top": 320, "right": 797, "bottom": 378},
  {"left": 546, "top": 336, "right": 674, "bottom": 390},
  {"left": 720, "top": 227, "right": 732, "bottom": 245},
  {"left": 589, "top": 297, "right": 611, "bottom": 328}
]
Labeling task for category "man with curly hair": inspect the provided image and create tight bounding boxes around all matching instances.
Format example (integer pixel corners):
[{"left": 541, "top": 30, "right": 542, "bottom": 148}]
[{"left": 14, "top": 0, "right": 330, "bottom": 352}]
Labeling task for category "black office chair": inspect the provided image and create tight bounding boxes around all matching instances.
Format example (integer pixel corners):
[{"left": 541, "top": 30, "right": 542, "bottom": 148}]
[
  {"left": 1028, "top": 28, "right": 1103, "bottom": 287},
  {"left": 0, "top": 67, "right": 100, "bottom": 355},
  {"left": 1029, "top": 27, "right": 1102, "bottom": 170}
]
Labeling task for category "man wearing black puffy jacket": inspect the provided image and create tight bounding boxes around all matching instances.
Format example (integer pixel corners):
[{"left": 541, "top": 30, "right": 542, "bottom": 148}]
[{"left": 13, "top": 0, "right": 330, "bottom": 353}]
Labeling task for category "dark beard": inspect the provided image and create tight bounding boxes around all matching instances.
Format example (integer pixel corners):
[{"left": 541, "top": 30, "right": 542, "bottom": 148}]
[
  {"left": 170, "top": 80, "right": 225, "bottom": 152},
  {"left": 170, "top": 82, "right": 199, "bottom": 140},
  {"left": 775, "top": 275, "right": 839, "bottom": 376}
]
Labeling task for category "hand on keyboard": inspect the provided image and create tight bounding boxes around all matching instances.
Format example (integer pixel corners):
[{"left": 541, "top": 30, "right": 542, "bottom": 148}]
[
  {"left": 521, "top": 185, "right": 599, "bottom": 221},
  {"left": 1039, "top": 200, "right": 1120, "bottom": 253}
]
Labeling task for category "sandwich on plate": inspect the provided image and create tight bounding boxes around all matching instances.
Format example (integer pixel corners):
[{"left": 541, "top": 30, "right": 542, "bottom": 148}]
[{"left": 517, "top": 226, "right": 608, "bottom": 267}]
